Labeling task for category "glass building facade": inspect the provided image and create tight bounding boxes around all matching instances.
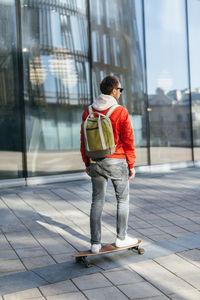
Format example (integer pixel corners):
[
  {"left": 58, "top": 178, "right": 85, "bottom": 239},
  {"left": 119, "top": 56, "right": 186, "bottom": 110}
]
[{"left": 0, "top": 0, "right": 199, "bottom": 181}]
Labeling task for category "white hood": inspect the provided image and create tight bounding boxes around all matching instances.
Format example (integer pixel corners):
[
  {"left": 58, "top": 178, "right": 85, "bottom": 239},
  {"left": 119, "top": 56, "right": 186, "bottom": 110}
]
[{"left": 92, "top": 94, "right": 118, "bottom": 111}]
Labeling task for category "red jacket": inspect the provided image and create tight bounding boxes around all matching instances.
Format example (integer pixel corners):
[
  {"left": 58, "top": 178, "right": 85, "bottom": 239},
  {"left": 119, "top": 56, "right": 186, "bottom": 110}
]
[{"left": 80, "top": 105, "right": 136, "bottom": 169}]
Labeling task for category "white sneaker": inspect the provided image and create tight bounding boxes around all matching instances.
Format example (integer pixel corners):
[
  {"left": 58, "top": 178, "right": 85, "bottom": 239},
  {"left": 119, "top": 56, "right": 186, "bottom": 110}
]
[
  {"left": 91, "top": 244, "right": 101, "bottom": 253},
  {"left": 115, "top": 235, "right": 138, "bottom": 248}
]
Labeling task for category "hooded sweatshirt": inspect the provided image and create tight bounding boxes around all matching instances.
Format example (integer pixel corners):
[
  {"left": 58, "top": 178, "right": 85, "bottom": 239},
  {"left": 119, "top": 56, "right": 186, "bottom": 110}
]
[{"left": 80, "top": 94, "right": 136, "bottom": 169}]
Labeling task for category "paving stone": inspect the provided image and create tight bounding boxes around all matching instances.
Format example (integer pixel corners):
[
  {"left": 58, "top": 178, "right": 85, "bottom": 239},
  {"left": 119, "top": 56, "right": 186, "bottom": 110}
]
[
  {"left": 128, "top": 220, "right": 150, "bottom": 229},
  {"left": 136, "top": 228, "right": 165, "bottom": 237},
  {"left": 155, "top": 254, "right": 200, "bottom": 289},
  {"left": 129, "top": 260, "right": 195, "bottom": 295},
  {"left": 32, "top": 229, "right": 60, "bottom": 239},
  {"left": 0, "top": 249, "right": 18, "bottom": 260},
  {"left": 178, "top": 248, "right": 200, "bottom": 266},
  {"left": 0, "top": 271, "right": 47, "bottom": 296},
  {"left": 3, "top": 288, "right": 42, "bottom": 300},
  {"left": 5, "top": 232, "right": 40, "bottom": 249},
  {"left": 52, "top": 252, "right": 74, "bottom": 263},
  {"left": 34, "top": 236, "right": 75, "bottom": 255},
  {"left": 22, "top": 255, "right": 56, "bottom": 269},
  {"left": 172, "top": 219, "right": 200, "bottom": 227},
  {"left": 83, "top": 286, "right": 128, "bottom": 300},
  {"left": 141, "top": 243, "right": 173, "bottom": 259},
  {"left": 171, "top": 231, "right": 192, "bottom": 238},
  {"left": 46, "top": 292, "right": 87, "bottom": 300},
  {"left": 0, "top": 216, "right": 26, "bottom": 234},
  {"left": 191, "top": 217, "right": 200, "bottom": 224},
  {"left": 24, "top": 296, "right": 46, "bottom": 300},
  {"left": 0, "top": 259, "right": 26, "bottom": 274},
  {"left": 39, "top": 280, "right": 78, "bottom": 296},
  {"left": 170, "top": 234, "right": 200, "bottom": 249},
  {"left": 159, "top": 225, "right": 191, "bottom": 235},
  {"left": 149, "top": 233, "right": 174, "bottom": 242},
  {"left": 103, "top": 267, "right": 144, "bottom": 285},
  {"left": 145, "top": 296, "right": 169, "bottom": 300},
  {"left": 15, "top": 247, "right": 48, "bottom": 259},
  {"left": 72, "top": 273, "right": 112, "bottom": 290},
  {"left": 170, "top": 288, "right": 200, "bottom": 300},
  {"left": 118, "top": 281, "right": 164, "bottom": 299},
  {"left": 155, "top": 239, "right": 187, "bottom": 253},
  {"left": 33, "top": 261, "right": 101, "bottom": 283},
  {"left": 0, "top": 234, "right": 12, "bottom": 250},
  {"left": 180, "top": 224, "right": 200, "bottom": 233}
]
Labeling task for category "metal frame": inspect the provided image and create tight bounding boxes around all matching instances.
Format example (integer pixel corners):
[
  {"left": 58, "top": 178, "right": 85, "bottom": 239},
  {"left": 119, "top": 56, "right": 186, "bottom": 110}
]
[
  {"left": 15, "top": 0, "right": 28, "bottom": 180},
  {"left": 142, "top": 0, "right": 151, "bottom": 166},
  {"left": 185, "top": 0, "right": 194, "bottom": 162},
  {"left": 87, "top": 0, "right": 94, "bottom": 105}
]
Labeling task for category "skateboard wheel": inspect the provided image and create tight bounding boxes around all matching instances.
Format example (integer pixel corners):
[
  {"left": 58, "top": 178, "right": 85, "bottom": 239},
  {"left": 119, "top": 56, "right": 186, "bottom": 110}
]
[
  {"left": 84, "top": 261, "right": 92, "bottom": 268},
  {"left": 75, "top": 257, "right": 82, "bottom": 263},
  {"left": 138, "top": 248, "right": 144, "bottom": 255},
  {"left": 75, "top": 256, "right": 92, "bottom": 268}
]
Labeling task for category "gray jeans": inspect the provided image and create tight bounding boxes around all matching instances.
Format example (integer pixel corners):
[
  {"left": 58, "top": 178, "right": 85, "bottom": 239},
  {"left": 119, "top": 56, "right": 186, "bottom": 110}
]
[{"left": 89, "top": 158, "right": 129, "bottom": 245}]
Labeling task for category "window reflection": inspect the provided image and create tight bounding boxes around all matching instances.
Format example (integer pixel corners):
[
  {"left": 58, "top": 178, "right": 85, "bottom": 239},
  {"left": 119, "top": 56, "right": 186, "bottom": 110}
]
[
  {"left": 90, "top": 0, "right": 148, "bottom": 166},
  {"left": 1, "top": 0, "right": 199, "bottom": 181},
  {"left": 0, "top": 0, "right": 23, "bottom": 179},
  {"left": 22, "top": 0, "right": 90, "bottom": 176},
  {"left": 145, "top": 0, "right": 192, "bottom": 164}
]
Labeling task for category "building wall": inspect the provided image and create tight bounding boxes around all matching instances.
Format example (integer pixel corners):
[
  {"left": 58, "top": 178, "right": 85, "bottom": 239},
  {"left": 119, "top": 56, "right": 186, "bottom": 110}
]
[{"left": 0, "top": 0, "right": 199, "bottom": 180}]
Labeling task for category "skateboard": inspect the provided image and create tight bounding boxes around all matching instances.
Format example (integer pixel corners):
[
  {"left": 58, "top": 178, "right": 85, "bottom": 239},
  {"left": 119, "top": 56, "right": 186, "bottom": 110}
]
[{"left": 72, "top": 240, "right": 144, "bottom": 267}]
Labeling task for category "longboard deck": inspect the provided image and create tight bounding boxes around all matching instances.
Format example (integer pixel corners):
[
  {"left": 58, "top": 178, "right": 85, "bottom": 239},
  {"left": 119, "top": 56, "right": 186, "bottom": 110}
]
[{"left": 72, "top": 240, "right": 143, "bottom": 259}]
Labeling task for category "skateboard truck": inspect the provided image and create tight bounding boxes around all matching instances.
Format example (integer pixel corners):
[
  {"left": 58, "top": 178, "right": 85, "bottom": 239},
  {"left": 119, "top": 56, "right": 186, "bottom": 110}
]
[
  {"left": 75, "top": 256, "right": 92, "bottom": 268},
  {"left": 129, "top": 245, "right": 145, "bottom": 255}
]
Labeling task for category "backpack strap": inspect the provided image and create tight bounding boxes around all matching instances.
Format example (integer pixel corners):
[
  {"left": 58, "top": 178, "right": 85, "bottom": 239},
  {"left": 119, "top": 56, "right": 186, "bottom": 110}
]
[
  {"left": 106, "top": 104, "right": 120, "bottom": 118},
  {"left": 88, "top": 105, "right": 94, "bottom": 117},
  {"left": 88, "top": 105, "right": 93, "bottom": 114},
  {"left": 106, "top": 104, "right": 120, "bottom": 146}
]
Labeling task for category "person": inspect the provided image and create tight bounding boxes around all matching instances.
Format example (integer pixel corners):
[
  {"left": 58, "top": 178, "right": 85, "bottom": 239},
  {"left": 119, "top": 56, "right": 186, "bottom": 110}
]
[{"left": 80, "top": 75, "right": 138, "bottom": 253}]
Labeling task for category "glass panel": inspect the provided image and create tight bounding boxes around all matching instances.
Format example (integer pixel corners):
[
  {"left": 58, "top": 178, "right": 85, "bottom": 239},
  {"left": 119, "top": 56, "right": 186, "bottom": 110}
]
[
  {"left": 0, "top": 0, "right": 23, "bottom": 179},
  {"left": 21, "top": 0, "right": 90, "bottom": 176},
  {"left": 90, "top": 0, "right": 148, "bottom": 166},
  {"left": 188, "top": 0, "right": 200, "bottom": 161},
  {"left": 145, "top": 0, "right": 192, "bottom": 164}
]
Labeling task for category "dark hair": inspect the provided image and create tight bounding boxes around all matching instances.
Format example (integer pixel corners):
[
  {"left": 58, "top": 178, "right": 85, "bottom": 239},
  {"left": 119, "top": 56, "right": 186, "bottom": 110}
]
[{"left": 100, "top": 75, "right": 119, "bottom": 95}]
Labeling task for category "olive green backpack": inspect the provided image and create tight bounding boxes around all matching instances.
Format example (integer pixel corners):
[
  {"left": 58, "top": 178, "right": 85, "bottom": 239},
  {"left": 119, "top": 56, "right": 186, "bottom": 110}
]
[{"left": 83, "top": 104, "right": 119, "bottom": 159}]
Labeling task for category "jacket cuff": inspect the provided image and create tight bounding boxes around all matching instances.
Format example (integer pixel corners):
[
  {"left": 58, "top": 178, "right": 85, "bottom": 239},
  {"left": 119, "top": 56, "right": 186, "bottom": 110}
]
[{"left": 128, "top": 163, "right": 134, "bottom": 169}]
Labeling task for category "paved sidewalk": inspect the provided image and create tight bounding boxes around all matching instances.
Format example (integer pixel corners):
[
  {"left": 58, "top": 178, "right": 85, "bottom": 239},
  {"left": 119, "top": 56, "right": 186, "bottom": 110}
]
[{"left": 0, "top": 167, "right": 200, "bottom": 299}]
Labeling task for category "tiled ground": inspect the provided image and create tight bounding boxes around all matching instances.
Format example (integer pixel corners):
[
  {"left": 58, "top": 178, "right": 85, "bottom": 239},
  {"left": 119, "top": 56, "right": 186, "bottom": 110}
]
[{"left": 0, "top": 167, "right": 200, "bottom": 299}]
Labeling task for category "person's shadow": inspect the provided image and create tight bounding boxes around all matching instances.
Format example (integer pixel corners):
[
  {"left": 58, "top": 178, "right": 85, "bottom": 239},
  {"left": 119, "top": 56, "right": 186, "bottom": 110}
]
[{"left": 36, "top": 213, "right": 89, "bottom": 245}]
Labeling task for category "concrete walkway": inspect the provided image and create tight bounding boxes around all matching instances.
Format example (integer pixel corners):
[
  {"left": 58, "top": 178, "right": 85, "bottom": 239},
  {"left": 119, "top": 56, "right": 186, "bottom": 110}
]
[{"left": 0, "top": 167, "right": 200, "bottom": 299}]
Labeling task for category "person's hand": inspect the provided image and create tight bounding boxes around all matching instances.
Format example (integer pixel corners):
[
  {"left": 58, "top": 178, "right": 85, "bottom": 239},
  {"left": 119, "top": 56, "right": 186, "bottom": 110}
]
[
  {"left": 129, "top": 168, "right": 135, "bottom": 180},
  {"left": 86, "top": 166, "right": 90, "bottom": 176}
]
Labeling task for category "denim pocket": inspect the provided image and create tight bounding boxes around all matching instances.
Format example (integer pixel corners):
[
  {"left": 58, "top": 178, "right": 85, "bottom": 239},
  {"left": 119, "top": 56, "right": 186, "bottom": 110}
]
[{"left": 102, "top": 159, "right": 128, "bottom": 180}]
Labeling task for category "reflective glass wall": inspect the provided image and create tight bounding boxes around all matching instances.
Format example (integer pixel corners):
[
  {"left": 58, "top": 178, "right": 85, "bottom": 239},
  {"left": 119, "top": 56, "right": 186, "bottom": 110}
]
[
  {"left": 90, "top": 0, "right": 148, "bottom": 166},
  {"left": 0, "top": 0, "right": 23, "bottom": 179},
  {"left": 0, "top": 0, "right": 200, "bottom": 181},
  {"left": 187, "top": 0, "right": 200, "bottom": 161},
  {"left": 144, "top": 0, "right": 192, "bottom": 164}
]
